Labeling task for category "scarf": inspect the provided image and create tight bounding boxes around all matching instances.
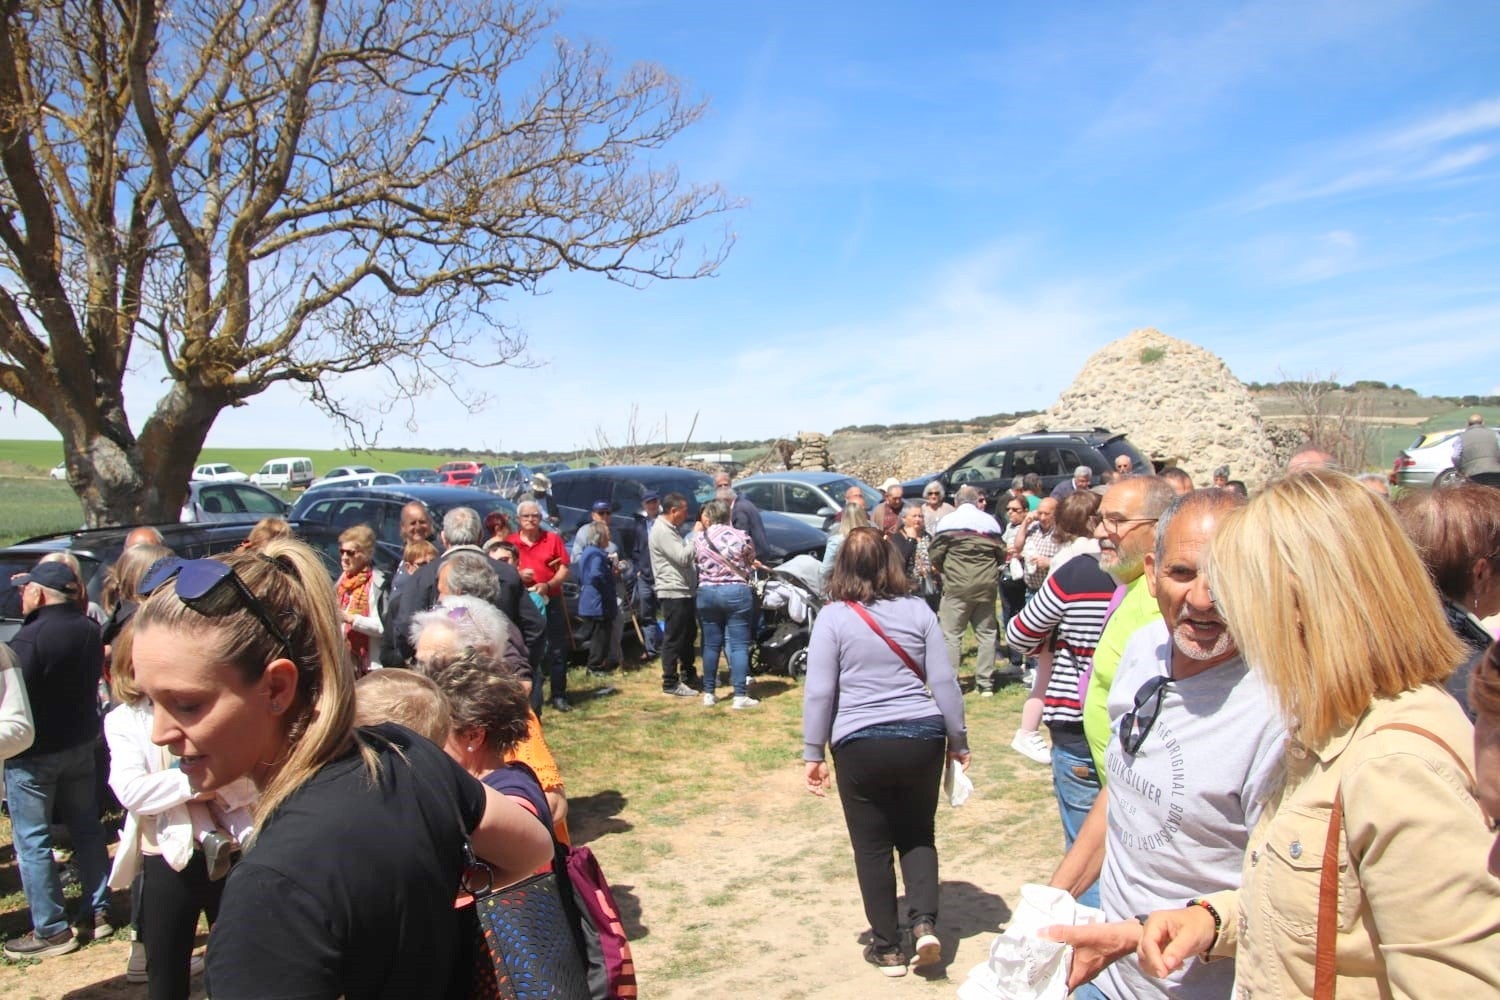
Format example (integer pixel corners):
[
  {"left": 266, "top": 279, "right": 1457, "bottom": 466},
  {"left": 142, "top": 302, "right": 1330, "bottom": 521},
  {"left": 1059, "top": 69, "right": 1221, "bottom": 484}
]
[{"left": 338, "top": 567, "right": 373, "bottom": 670}]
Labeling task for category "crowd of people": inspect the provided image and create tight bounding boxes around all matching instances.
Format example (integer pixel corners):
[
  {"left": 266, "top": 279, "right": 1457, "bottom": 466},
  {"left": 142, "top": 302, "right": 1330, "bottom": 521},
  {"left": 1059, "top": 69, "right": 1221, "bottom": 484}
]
[{"left": 2, "top": 430, "right": 1499, "bottom": 997}]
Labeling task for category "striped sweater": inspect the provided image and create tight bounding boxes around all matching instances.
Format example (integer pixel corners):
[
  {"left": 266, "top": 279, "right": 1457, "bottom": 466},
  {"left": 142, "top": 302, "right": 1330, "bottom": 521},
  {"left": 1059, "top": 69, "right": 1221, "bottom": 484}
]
[{"left": 1004, "top": 554, "right": 1115, "bottom": 733}]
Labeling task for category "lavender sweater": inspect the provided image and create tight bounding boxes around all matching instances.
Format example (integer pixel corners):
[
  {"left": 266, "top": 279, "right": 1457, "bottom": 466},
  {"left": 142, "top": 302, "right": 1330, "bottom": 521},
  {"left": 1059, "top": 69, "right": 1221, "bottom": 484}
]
[{"left": 802, "top": 596, "right": 968, "bottom": 762}]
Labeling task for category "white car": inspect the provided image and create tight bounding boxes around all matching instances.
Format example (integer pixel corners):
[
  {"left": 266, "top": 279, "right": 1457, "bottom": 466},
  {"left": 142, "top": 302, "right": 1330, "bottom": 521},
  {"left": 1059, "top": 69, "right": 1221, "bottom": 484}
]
[
  {"left": 302, "top": 472, "right": 405, "bottom": 494},
  {"left": 191, "top": 462, "right": 250, "bottom": 483},
  {"left": 49, "top": 462, "right": 67, "bottom": 480},
  {"left": 314, "top": 465, "right": 379, "bottom": 484}
]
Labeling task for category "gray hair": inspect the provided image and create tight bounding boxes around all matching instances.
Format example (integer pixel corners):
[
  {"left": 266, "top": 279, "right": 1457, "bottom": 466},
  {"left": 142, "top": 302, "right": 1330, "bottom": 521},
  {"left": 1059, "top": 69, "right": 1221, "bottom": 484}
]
[
  {"left": 702, "top": 498, "right": 732, "bottom": 525},
  {"left": 714, "top": 486, "right": 736, "bottom": 503},
  {"left": 409, "top": 594, "right": 511, "bottom": 662},
  {"left": 442, "top": 506, "right": 482, "bottom": 546},
  {"left": 1153, "top": 487, "right": 1244, "bottom": 564},
  {"left": 954, "top": 484, "right": 983, "bottom": 507},
  {"left": 1011, "top": 476, "right": 1025, "bottom": 490},
  {"left": 1022, "top": 473, "right": 1042, "bottom": 492},
  {"left": 1074, "top": 466, "right": 1092, "bottom": 480},
  {"left": 516, "top": 499, "right": 541, "bottom": 516},
  {"left": 440, "top": 551, "right": 499, "bottom": 604}
]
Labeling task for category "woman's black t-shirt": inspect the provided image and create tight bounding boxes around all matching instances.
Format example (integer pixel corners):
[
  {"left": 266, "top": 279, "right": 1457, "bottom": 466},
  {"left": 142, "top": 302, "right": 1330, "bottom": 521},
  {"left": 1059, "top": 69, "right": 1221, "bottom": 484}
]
[{"left": 204, "top": 723, "right": 488, "bottom": 999}]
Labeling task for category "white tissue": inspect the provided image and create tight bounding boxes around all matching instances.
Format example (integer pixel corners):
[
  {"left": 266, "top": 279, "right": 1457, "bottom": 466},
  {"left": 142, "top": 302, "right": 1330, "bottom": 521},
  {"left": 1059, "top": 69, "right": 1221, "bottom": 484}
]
[
  {"left": 945, "top": 759, "right": 974, "bottom": 807},
  {"left": 956, "top": 884, "right": 1106, "bottom": 1000}
]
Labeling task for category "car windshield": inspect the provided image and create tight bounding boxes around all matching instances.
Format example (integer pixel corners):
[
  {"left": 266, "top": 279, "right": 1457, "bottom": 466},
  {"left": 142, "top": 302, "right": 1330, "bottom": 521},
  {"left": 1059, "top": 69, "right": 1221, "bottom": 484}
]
[{"left": 824, "top": 478, "right": 881, "bottom": 510}]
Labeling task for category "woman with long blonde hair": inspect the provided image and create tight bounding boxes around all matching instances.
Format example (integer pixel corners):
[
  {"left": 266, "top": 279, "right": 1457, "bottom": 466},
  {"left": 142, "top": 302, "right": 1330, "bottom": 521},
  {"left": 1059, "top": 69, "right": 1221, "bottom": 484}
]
[
  {"left": 1138, "top": 471, "right": 1500, "bottom": 996},
  {"left": 130, "top": 539, "right": 551, "bottom": 998}
]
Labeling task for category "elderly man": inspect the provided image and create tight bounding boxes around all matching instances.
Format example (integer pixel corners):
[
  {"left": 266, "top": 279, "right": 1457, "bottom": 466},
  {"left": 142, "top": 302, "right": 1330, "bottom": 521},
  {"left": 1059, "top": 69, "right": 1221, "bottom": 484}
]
[
  {"left": 433, "top": 550, "right": 535, "bottom": 682},
  {"left": 1453, "top": 413, "right": 1500, "bottom": 483},
  {"left": 1045, "top": 490, "right": 1285, "bottom": 1000},
  {"left": 650, "top": 492, "right": 701, "bottom": 697},
  {"left": 1006, "top": 497, "right": 1117, "bottom": 895},
  {"left": 1211, "top": 465, "right": 1230, "bottom": 489},
  {"left": 1051, "top": 466, "right": 1092, "bottom": 501},
  {"left": 928, "top": 485, "right": 1006, "bottom": 696},
  {"left": 871, "top": 478, "right": 907, "bottom": 535},
  {"left": 123, "top": 525, "right": 165, "bottom": 548},
  {"left": 714, "top": 472, "right": 769, "bottom": 566},
  {"left": 1082, "top": 476, "right": 1178, "bottom": 777},
  {"left": 508, "top": 500, "right": 571, "bottom": 709},
  {"left": 1286, "top": 446, "right": 1335, "bottom": 472},
  {"left": 1020, "top": 497, "right": 1061, "bottom": 601},
  {"left": 3, "top": 562, "right": 111, "bottom": 959},
  {"left": 1158, "top": 467, "right": 1193, "bottom": 495},
  {"left": 1112, "top": 456, "right": 1133, "bottom": 479}
]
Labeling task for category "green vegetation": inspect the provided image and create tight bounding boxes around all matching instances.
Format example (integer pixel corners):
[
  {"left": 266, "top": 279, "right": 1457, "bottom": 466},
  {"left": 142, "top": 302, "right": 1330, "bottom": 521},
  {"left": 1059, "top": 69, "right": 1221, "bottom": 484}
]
[
  {"left": 1139, "top": 346, "right": 1167, "bottom": 364},
  {"left": 0, "top": 479, "right": 87, "bottom": 545}
]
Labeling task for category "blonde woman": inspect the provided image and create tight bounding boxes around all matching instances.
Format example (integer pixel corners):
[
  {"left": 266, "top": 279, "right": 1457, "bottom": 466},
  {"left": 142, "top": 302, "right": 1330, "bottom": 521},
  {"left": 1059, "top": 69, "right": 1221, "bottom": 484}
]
[
  {"left": 335, "top": 524, "right": 384, "bottom": 676},
  {"left": 130, "top": 540, "right": 552, "bottom": 999},
  {"left": 1138, "top": 471, "right": 1500, "bottom": 996}
]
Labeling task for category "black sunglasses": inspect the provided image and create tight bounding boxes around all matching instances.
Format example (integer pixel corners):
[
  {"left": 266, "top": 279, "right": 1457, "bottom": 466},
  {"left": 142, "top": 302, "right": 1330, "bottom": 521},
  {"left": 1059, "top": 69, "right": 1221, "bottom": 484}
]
[
  {"left": 141, "top": 558, "right": 293, "bottom": 657},
  {"left": 1119, "top": 674, "right": 1172, "bottom": 755}
]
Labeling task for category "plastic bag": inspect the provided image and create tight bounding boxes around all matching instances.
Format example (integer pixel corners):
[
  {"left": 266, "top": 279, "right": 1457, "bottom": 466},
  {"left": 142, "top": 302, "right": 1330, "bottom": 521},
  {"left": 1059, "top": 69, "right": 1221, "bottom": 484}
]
[
  {"left": 956, "top": 884, "right": 1106, "bottom": 1000},
  {"left": 944, "top": 759, "right": 974, "bottom": 807}
]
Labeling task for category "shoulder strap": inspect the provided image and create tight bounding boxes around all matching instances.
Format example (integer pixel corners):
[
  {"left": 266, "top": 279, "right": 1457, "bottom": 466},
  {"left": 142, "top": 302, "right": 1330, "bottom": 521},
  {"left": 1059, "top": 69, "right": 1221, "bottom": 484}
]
[
  {"left": 844, "top": 601, "right": 925, "bottom": 682},
  {"left": 1314, "top": 720, "right": 1474, "bottom": 999},
  {"left": 701, "top": 528, "right": 751, "bottom": 583}
]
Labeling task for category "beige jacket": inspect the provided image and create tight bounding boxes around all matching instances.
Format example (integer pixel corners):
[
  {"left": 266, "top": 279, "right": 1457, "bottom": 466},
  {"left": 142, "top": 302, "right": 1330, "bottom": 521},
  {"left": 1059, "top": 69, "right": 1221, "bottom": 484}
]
[{"left": 1206, "top": 684, "right": 1500, "bottom": 998}]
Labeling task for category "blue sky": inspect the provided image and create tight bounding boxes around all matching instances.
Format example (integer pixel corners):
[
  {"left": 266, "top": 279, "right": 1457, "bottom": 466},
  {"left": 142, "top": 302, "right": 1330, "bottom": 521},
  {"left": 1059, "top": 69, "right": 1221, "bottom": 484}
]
[{"left": 11, "top": 0, "right": 1500, "bottom": 453}]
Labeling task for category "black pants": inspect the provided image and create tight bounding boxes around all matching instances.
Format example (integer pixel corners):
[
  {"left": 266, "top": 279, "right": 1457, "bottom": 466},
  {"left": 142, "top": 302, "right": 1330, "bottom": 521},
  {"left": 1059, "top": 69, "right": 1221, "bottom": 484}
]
[
  {"left": 140, "top": 851, "right": 224, "bottom": 1000},
  {"left": 580, "top": 615, "right": 614, "bottom": 670},
  {"left": 832, "top": 736, "right": 946, "bottom": 952},
  {"left": 1000, "top": 578, "right": 1028, "bottom": 666},
  {"left": 659, "top": 597, "right": 699, "bottom": 690}
]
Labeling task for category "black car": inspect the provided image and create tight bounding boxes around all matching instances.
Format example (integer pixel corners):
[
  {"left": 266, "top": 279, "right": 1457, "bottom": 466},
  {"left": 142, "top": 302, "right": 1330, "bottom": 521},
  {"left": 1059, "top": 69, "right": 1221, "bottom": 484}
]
[
  {"left": 0, "top": 522, "right": 255, "bottom": 641},
  {"left": 288, "top": 484, "right": 520, "bottom": 567},
  {"left": 903, "top": 428, "right": 1151, "bottom": 501},
  {"left": 546, "top": 465, "right": 826, "bottom": 566}
]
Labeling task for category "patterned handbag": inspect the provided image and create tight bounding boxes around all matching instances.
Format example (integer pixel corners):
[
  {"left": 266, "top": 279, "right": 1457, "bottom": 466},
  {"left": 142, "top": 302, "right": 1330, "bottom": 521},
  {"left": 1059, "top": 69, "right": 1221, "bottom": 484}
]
[{"left": 463, "top": 849, "right": 592, "bottom": 1000}]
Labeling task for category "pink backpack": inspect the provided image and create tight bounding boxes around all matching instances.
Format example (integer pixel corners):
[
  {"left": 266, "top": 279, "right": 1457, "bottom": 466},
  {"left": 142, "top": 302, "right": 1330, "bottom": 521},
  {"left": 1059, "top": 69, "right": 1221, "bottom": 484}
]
[{"left": 560, "top": 844, "right": 637, "bottom": 1000}]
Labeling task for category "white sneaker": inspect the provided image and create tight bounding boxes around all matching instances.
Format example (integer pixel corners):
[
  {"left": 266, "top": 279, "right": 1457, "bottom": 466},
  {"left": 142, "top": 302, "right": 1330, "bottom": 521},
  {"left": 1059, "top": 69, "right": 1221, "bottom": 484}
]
[
  {"left": 732, "top": 695, "right": 760, "bottom": 710},
  {"left": 1011, "top": 728, "right": 1052, "bottom": 764},
  {"left": 702, "top": 693, "right": 717, "bottom": 707}
]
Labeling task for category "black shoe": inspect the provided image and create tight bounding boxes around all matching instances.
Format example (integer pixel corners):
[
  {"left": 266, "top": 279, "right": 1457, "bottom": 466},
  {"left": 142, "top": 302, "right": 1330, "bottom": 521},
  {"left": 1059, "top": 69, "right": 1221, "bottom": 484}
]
[
  {"left": 863, "top": 942, "right": 906, "bottom": 978},
  {"left": 550, "top": 697, "right": 573, "bottom": 713}
]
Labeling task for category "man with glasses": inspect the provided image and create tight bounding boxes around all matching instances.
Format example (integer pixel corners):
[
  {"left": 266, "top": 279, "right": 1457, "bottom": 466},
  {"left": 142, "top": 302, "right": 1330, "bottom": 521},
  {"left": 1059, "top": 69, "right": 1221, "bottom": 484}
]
[
  {"left": 1082, "top": 476, "right": 1177, "bottom": 777},
  {"left": 1044, "top": 490, "right": 1285, "bottom": 1000},
  {"left": 510, "top": 501, "right": 572, "bottom": 712},
  {"left": 998, "top": 496, "right": 1030, "bottom": 673}
]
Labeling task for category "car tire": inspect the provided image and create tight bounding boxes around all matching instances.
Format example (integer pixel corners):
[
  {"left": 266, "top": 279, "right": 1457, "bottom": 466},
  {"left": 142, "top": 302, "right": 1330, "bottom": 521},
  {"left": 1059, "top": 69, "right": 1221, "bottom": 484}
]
[{"left": 1435, "top": 468, "right": 1462, "bottom": 488}]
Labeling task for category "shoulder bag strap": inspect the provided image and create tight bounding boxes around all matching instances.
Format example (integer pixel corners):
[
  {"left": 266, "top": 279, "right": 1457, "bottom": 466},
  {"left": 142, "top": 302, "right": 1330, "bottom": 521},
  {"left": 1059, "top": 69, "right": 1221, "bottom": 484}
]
[
  {"left": 843, "top": 601, "right": 925, "bottom": 682},
  {"left": 701, "top": 528, "right": 751, "bottom": 583},
  {"left": 1313, "top": 720, "right": 1475, "bottom": 1000}
]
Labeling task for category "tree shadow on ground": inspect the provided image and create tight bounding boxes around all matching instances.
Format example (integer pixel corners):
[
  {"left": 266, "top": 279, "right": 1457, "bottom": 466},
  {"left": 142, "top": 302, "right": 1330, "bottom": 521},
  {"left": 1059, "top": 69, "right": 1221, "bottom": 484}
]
[{"left": 566, "top": 790, "right": 631, "bottom": 846}]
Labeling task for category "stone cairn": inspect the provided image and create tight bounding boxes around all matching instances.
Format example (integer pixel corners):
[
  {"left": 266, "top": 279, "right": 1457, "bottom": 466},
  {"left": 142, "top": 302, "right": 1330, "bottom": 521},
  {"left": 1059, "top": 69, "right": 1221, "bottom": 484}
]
[{"left": 789, "top": 432, "right": 832, "bottom": 471}]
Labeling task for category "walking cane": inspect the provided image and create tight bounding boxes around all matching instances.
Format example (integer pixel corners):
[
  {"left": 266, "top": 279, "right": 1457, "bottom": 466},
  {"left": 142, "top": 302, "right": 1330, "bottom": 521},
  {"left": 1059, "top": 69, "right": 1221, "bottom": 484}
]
[{"left": 557, "top": 588, "right": 577, "bottom": 651}]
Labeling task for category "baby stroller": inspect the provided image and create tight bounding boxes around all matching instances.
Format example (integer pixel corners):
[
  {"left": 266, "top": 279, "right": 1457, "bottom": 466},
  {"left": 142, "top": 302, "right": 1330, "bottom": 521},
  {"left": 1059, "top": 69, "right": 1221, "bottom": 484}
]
[{"left": 751, "top": 555, "right": 824, "bottom": 678}]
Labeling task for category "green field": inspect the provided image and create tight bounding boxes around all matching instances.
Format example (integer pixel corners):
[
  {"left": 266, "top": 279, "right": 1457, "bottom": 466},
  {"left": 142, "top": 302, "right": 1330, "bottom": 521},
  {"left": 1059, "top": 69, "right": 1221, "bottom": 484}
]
[{"left": 0, "top": 440, "right": 516, "bottom": 479}]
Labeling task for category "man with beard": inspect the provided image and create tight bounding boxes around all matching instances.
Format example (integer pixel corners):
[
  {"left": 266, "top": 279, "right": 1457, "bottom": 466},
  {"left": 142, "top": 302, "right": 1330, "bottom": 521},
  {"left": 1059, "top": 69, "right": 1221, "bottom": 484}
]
[
  {"left": 1082, "top": 476, "right": 1177, "bottom": 776},
  {"left": 1043, "top": 489, "right": 1286, "bottom": 1000}
]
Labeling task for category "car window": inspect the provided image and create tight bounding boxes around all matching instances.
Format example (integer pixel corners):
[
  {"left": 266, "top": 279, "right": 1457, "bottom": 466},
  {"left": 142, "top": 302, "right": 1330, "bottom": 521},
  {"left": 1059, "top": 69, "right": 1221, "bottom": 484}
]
[
  {"left": 738, "top": 482, "right": 777, "bottom": 510},
  {"left": 784, "top": 484, "right": 829, "bottom": 516},
  {"left": 231, "top": 485, "right": 284, "bottom": 514},
  {"left": 1010, "top": 448, "right": 1065, "bottom": 478},
  {"left": 612, "top": 480, "right": 644, "bottom": 514},
  {"left": 198, "top": 484, "right": 242, "bottom": 514},
  {"left": 950, "top": 448, "right": 1007, "bottom": 484},
  {"left": 1057, "top": 449, "right": 1084, "bottom": 471}
]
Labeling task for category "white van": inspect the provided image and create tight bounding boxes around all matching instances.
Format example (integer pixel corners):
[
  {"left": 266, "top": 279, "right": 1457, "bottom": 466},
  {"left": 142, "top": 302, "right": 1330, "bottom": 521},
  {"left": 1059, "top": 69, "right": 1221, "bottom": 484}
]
[{"left": 251, "top": 456, "right": 316, "bottom": 490}]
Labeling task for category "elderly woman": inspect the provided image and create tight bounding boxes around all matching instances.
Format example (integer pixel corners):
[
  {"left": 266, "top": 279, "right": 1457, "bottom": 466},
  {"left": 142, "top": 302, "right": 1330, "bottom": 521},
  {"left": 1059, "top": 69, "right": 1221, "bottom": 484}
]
[
  {"left": 803, "top": 527, "right": 969, "bottom": 978},
  {"left": 889, "top": 506, "right": 936, "bottom": 600},
  {"left": 1138, "top": 471, "right": 1500, "bottom": 996},
  {"left": 410, "top": 596, "right": 569, "bottom": 840},
  {"left": 822, "top": 502, "right": 871, "bottom": 596},
  {"left": 1395, "top": 483, "right": 1500, "bottom": 717},
  {"left": 335, "top": 524, "right": 384, "bottom": 676},
  {"left": 920, "top": 483, "right": 955, "bottom": 534},
  {"left": 695, "top": 498, "right": 757, "bottom": 709},
  {"left": 129, "top": 540, "right": 552, "bottom": 998}
]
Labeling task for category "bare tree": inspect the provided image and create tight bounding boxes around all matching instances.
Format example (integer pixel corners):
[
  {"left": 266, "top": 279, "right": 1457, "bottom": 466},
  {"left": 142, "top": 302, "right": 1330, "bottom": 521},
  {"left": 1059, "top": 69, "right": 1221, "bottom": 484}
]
[
  {"left": 1277, "top": 369, "right": 1375, "bottom": 471},
  {"left": 0, "top": 0, "right": 733, "bottom": 524}
]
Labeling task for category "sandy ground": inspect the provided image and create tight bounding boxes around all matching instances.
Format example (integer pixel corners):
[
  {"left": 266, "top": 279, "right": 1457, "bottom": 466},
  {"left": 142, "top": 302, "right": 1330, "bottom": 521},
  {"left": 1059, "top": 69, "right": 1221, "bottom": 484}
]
[{"left": 0, "top": 691, "right": 1062, "bottom": 999}]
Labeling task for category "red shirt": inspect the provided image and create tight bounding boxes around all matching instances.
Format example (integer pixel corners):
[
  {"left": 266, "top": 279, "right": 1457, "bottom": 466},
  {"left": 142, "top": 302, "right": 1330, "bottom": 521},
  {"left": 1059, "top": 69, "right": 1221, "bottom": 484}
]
[{"left": 507, "top": 530, "right": 569, "bottom": 590}]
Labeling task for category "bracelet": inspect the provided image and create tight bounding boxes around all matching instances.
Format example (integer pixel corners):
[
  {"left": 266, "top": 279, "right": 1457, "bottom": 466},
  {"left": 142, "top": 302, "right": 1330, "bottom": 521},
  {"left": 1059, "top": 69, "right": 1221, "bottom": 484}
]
[{"left": 1187, "top": 898, "right": 1221, "bottom": 955}]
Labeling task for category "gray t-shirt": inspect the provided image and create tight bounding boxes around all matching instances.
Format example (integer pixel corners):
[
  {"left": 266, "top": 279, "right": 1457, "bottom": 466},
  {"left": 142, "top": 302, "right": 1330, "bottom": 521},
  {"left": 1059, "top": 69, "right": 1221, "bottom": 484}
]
[{"left": 1097, "top": 620, "right": 1286, "bottom": 1000}]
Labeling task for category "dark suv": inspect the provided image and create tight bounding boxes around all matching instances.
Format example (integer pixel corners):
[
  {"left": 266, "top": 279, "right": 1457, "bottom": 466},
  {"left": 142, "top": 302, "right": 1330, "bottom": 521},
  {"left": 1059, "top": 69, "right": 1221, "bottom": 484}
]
[{"left": 906, "top": 428, "right": 1151, "bottom": 500}]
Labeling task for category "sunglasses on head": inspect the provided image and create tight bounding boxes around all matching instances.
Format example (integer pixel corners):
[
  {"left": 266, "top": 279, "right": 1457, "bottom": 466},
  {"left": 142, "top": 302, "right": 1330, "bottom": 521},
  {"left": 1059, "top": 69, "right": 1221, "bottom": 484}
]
[
  {"left": 141, "top": 557, "right": 294, "bottom": 657},
  {"left": 1119, "top": 674, "right": 1172, "bottom": 755}
]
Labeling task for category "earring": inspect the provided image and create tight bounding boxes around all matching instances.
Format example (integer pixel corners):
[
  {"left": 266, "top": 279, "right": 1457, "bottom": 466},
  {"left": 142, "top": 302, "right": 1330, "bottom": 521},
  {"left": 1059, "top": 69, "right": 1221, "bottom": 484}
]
[{"left": 466, "top": 745, "right": 475, "bottom": 752}]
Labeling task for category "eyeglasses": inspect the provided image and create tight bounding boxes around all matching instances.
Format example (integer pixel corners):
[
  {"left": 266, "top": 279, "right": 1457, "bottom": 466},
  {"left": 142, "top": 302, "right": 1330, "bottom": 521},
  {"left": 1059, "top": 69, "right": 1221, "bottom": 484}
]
[
  {"left": 1119, "top": 675, "right": 1172, "bottom": 755},
  {"left": 141, "top": 558, "right": 294, "bottom": 657},
  {"left": 1093, "top": 512, "right": 1159, "bottom": 532},
  {"left": 1006, "top": 505, "right": 1024, "bottom": 512},
  {"left": 339, "top": 548, "right": 359, "bottom": 558}
]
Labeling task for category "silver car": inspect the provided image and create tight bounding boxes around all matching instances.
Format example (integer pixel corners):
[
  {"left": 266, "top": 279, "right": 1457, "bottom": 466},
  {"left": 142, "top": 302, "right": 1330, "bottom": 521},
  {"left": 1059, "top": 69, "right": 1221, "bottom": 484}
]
[
  {"left": 735, "top": 472, "right": 882, "bottom": 530},
  {"left": 1391, "top": 427, "right": 1500, "bottom": 487},
  {"left": 180, "top": 481, "right": 290, "bottom": 523}
]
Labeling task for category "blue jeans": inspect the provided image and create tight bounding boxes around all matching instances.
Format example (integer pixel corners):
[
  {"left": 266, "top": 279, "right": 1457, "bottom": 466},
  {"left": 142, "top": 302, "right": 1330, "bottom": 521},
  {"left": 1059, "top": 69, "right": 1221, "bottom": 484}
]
[
  {"left": 5, "top": 743, "right": 112, "bottom": 937},
  {"left": 697, "top": 583, "right": 753, "bottom": 697},
  {"left": 1050, "top": 740, "right": 1101, "bottom": 910},
  {"left": 1073, "top": 982, "right": 1113, "bottom": 1000}
]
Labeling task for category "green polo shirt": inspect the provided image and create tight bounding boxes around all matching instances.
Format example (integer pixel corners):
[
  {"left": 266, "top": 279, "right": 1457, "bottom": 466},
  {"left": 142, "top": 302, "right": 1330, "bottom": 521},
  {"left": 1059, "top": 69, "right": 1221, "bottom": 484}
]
[{"left": 1084, "top": 573, "right": 1163, "bottom": 778}]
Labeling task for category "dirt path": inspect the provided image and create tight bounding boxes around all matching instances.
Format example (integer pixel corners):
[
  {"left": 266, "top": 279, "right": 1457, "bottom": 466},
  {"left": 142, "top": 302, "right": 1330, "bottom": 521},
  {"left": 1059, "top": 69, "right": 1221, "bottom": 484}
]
[{"left": 1, "top": 678, "right": 1062, "bottom": 999}]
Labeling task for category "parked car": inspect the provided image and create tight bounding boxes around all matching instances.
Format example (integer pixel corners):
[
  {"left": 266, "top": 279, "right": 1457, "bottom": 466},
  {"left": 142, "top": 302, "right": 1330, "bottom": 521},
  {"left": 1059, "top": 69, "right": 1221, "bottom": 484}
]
[
  {"left": 250, "top": 456, "right": 316, "bottom": 490},
  {"left": 1389, "top": 427, "right": 1500, "bottom": 488},
  {"left": 180, "top": 481, "right": 290, "bottom": 524},
  {"left": 49, "top": 462, "right": 68, "bottom": 480},
  {"left": 304, "top": 472, "right": 405, "bottom": 494},
  {"left": 0, "top": 522, "right": 255, "bottom": 640},
  {"left": 547, "top": 466, "right": 826, "bottom": 566},
  {"left": 472, "top": 463, "right": 533, "bottom": 500},
  {"left": 530, "top": 461, "right": 570, "bottom": 475},
  {"left": 190, "top": 462, "right": 250, "bottom": 483},
  {"left": 735, "top": 472, "right": 882, "bottom": 530},
  {"left": 396, "top": 467, "right": 444, "bottom": 484},
  {"left": 436, "top": 461, "right": 482, "bottom": 486},
  {"left": 315, "top": 464, "right": 379, "bottom": 483},
  {"left": 288, "top": 484, "right": 518, "bottom": 561},
  {"left": 904, "top": 428, "right": 1152, "bottom": 501}
]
